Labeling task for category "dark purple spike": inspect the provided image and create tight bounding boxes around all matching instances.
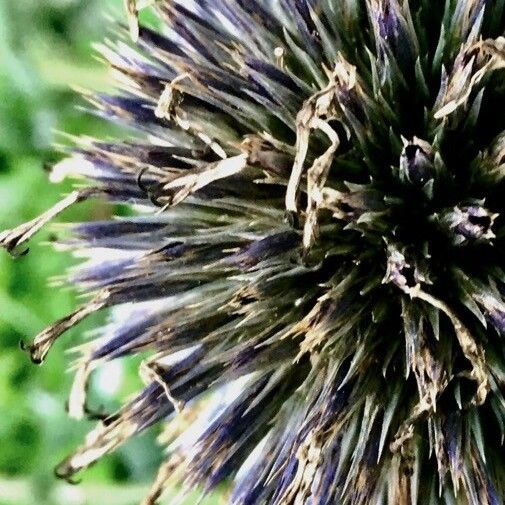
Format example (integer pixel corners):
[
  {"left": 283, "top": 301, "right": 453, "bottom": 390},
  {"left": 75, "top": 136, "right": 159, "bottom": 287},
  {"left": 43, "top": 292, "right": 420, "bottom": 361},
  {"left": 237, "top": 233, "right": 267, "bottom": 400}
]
[
  {"left": 195, "top": 175, "right": 285, "bottom": 202},
  {"left": 313, "top": 437, "right": 342, "bottom": 504},
  {"left": 202, "top": 0, "right": 275, "bottom": 42},
  {"left": 152, "top": 241, "right": 188, "bottom": 258},
  {"left": 488, "top": 308, "right": 505, "bottom": 334},
  {"left": 138, "top": 25, "right": 186, "bottom": 58},
  {"left": 157, "top": 346, "right": 207, "bottom": 384},
  {"left": 71, "top": 258, "right": 135, "bottom": 287},
  {"left": 228, "top": 231, "right": 299, "bottom": 267},
  {"left": 95, "top": 94, "right": 163, "bottom": 125},
  {"left": 167, "top": 2, "right": 219, "bottom": 34},
  {"left": 193, "top": 362, "right": 310, "bottom": 492},
  {"left": 93, "top": 142, "right": 202, "bottom": 159},
  {"left": 245, "top": 58, "right": 303, "bottom": 91},
  {"left": 370, "top": 0, "right": 416, "bottom": 70},
  {"left": 272, "top": 455, "right": 299, "bottom": 502},
  {"left": 133, "top": 360, "right": 223, "bottom": 432},
  {"left": 91, "top": 312, "right": 165, "bottom": 360},
  {"left": 377, "top": 2, "right": 401, "bottom": 41},
  {"left": 137, "top": 363, "right": 221, "bottom": 432},
  {"left": 234, "top": 0, "right": 282, "bottom": 33},
  {"left": 92, "top": 142, "right": 212, "bottom": 167},
  {"left": 487, "top": 480, "right": 500, "bottom": 505},
  {"left": 197, "top": 376, "right": 272, "bottom": 447},
  {"left": 73, "top": 220, "right": 167, "bottom": 239},
  {"left": 362, "top": 413, "right": 382, "bottom": 466},
  {"left": 106, "top": 279, "right": 203, "bottom": 305},
  {"left": 444, "top": 412, "right": 462, "bottom": 471},
  {"left": 171, "top": 19, "right": 218, "bottom": 65},
  {"left": 101, "top": 183, "right": 149, "bottom": 202},
  {"left": 283, "top": 0, "right": 321, "bottom": 59},
  {"left": 323, "top": 362, "right": 353, "bottom": 418}
]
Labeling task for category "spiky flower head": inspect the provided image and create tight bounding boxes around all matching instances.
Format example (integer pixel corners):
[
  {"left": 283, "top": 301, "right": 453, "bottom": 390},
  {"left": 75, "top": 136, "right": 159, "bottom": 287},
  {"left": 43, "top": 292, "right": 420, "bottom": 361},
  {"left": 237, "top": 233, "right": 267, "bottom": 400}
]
[{"left": 3, "top": 0, "right": 505, "bottom": 503}]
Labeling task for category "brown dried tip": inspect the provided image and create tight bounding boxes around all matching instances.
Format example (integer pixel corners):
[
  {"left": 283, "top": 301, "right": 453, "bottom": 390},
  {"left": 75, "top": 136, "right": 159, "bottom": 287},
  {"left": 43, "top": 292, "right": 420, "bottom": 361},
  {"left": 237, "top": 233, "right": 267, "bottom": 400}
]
[
  {"left": 0, "top": 188, "right": 103, "bottom": 257},
  {"left": 22, "top": 295, "right": 108, "bottom": 364},
  {"left": 54, "top": 459, "right": 83, "bottom": 485},
  {"left": 141, "top": 456, "right": 185, "bottom": 505},
  {"left": 124, "top": 0, "right": 139, "bottom": 42}
]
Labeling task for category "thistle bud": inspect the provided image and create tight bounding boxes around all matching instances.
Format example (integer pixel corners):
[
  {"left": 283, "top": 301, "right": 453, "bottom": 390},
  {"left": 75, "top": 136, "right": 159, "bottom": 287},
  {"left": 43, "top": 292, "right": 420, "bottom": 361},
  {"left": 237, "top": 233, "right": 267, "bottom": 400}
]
[
  {"left": 399, "top": 137, "right": 435, "bottom": 186},
  {"left": 474, "top": 293, "right": 505, "bottom": 334},
  {"left": 439, "top": 205, "right": 498, "bottom": 245},
  {"left": 368, "top": 0, "right": 418, "bottom": 72},
  {"left": 478, "top": 132, "right": 505, "bottom": 182},
  {"left": 321, "top": 183, "right": 385, "bottom": 224},
  {"left": 383, "top": 246, "right": 427, "bottom": 293}
]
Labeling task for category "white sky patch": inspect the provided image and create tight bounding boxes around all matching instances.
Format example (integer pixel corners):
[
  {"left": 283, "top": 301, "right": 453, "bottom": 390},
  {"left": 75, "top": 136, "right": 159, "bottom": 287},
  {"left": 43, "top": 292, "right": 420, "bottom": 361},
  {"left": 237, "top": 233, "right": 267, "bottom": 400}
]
[
  {"left": 50, "top": 157, "right": 100, "bottom": 183},
  {"left": 95, "top": 360, "right": 124, "bottom": 396},
  {"left": 31, "top": 389, "right": 61, "bottom": 417},
  {"left": 72, "top": 247, "right": 143, "bottom": 262},
  {"left": 53, "top": 484, "right": 85, "bottom": 505}
]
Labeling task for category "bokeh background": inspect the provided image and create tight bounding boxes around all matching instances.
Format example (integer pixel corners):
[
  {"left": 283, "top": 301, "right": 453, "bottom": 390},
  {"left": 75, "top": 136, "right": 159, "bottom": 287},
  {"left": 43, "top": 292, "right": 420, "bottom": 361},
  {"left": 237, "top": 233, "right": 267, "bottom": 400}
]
[{"left": 0, "top": 1, "right": 218, "bottom": 504}]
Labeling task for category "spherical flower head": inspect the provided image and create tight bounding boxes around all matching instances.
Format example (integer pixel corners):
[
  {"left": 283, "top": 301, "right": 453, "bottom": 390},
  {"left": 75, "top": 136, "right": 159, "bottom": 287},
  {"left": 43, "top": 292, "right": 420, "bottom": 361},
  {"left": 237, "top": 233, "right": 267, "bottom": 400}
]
[{"left": 3, "top": 1, "right": 505, "bottom": 503}]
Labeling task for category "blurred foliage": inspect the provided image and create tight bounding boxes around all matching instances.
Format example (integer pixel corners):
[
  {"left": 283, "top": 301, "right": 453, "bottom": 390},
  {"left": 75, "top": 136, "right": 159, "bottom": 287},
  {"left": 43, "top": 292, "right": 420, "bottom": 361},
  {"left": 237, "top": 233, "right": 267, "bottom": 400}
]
[{"left": 0, "top": 1, "right": 218, "bottom": 504}]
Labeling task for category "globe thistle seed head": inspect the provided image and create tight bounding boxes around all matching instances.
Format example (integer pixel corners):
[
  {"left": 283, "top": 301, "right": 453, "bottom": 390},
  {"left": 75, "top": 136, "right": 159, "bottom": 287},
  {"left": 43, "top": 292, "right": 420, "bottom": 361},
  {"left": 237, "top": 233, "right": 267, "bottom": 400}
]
[{"left": 4, "top": 0, "right": 505, "bottom": 503}]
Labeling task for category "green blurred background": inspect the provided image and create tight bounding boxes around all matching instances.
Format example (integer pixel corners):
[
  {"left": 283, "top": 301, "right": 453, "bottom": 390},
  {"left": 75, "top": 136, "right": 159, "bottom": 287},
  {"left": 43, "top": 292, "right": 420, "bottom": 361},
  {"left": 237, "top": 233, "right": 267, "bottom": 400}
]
[{"left": 0, "top": 1, "right": 218, "bottom": 504}]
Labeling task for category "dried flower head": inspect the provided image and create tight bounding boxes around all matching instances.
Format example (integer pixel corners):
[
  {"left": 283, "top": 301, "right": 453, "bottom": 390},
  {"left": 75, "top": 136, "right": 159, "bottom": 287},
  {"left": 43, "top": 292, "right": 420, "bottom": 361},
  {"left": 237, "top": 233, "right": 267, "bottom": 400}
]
[{"left": 3, "top": 1, "right": 505, "bottom": 503}]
